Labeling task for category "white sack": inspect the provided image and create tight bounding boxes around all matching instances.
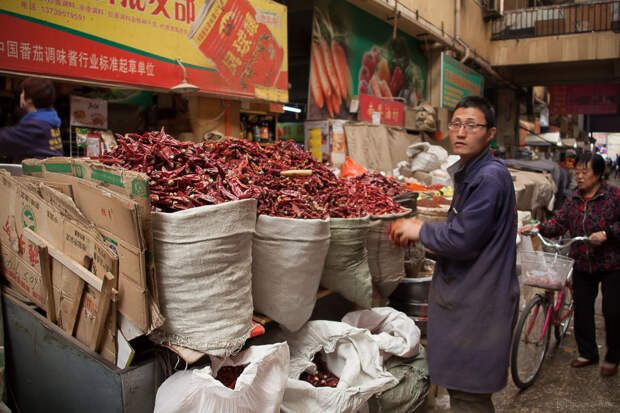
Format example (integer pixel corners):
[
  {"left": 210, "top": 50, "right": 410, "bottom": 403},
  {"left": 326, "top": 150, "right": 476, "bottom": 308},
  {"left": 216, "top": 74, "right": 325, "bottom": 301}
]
[
  {"left": 342, "top": 307, "right": 421, "bottom": 361},
  {"left": 408, "top": 143, "right": 448, "bottom": 173},
  {"left": 281, "top": 320, "right": 398, "bottom": 413},
  {"left": 252, "top": 215, "right": 330, "bottom": 331},
  {"left": 151, "top": 199, "right": 256, "bottom": 357},
  {"left": 154, "top": 342, "right": 290, "bottom": 413}
]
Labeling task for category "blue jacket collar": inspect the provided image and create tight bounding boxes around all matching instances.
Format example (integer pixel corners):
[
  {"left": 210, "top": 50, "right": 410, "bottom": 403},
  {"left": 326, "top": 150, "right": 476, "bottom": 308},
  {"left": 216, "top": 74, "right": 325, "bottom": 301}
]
[{"left": 22, "top": 108, "right": 61, "bottom": 128}]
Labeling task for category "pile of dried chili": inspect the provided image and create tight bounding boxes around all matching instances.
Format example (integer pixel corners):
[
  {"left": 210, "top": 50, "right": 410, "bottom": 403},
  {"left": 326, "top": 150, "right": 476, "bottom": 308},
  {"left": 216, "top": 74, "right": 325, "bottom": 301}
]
[
  {"left": 215, "top": 364, "right": 248, "bottom": 389},
  {"left": 299, "top": 353, "right": 339, "bottom": 388},
  {"left": 98, "top": 130, "right": 405, "bottom": 218},
  {"left": 350, "top": 172, "right": 406, "bottom": 198}
]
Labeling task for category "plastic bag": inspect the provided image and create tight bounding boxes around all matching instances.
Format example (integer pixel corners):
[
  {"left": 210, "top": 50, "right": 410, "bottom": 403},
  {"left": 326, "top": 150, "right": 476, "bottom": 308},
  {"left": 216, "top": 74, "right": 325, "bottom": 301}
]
[
  {"left": 154, "top": 342, "right": 290, "bottom": 413},
  {"left": 341, "top": 156, "right": 368, "bottom": 178}
]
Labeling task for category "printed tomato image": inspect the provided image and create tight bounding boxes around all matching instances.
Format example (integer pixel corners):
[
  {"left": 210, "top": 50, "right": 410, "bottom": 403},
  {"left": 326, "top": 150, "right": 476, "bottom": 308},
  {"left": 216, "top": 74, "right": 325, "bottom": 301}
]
[{"left": 357, "top": 36, "right": 425, "bottom": 106}]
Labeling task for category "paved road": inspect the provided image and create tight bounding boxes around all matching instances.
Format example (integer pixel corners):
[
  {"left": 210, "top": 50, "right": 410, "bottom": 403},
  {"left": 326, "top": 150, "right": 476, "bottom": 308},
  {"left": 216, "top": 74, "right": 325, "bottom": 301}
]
[{"left": 419, "top": 287, "right": 619, "bottom": 412}]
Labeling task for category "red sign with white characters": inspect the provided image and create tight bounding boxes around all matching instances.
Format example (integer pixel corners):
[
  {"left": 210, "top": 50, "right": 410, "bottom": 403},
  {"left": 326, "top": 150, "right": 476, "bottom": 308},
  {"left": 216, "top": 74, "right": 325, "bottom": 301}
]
[{"left": 358, "top": 94, "right": 404, "bottom": 127}]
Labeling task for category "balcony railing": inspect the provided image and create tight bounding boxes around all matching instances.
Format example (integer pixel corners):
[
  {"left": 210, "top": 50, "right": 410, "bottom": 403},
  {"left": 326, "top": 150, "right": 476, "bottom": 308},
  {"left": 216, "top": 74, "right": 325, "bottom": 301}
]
[{"left": 491, "top": 1, "right": 620, "bottom": 40}]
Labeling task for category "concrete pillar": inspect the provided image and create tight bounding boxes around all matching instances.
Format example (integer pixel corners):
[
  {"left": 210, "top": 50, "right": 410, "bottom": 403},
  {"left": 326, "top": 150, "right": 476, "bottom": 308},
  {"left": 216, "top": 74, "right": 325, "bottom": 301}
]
[{"left": 495, "top": 88, "right": 519, "bottom": 153}]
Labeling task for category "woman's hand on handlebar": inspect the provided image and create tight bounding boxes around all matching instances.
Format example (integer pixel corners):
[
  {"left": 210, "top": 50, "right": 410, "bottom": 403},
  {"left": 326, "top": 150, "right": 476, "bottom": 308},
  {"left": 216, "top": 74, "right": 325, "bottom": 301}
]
[
  {"left": 519, "top": 224, "right": 538, "bottom": 235},
  {"left": 589, "top": 230, "right": 607, "bottom": 245}
]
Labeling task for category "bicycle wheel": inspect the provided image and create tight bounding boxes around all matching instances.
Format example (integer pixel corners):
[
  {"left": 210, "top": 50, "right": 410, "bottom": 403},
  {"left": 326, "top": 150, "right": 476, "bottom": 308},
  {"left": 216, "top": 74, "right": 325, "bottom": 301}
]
[
  {"left": 554, "top": 282, "right": 574, "bottom": 342},
  {"left": 511, "top": 295, "right": 551, "bottom": 389}
]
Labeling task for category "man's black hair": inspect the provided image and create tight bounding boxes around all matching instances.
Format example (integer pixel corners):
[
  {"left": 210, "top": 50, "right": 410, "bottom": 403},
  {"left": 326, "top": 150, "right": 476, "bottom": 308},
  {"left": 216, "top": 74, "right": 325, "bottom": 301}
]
[
  {"left": 454, "top": 95, "right": 496, "bottom": 129},
  {"left": 576, "top": 152, "right": 606, "bottom": 181},
  {"left": 21, "top": 77, "right": 56, "bottom": 109}
]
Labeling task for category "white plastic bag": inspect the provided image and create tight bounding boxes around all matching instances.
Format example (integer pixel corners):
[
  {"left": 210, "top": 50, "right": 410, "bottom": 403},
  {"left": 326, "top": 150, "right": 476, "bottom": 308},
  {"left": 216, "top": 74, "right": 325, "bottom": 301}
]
[
  {"left": 151, "top": 199, "right": 256, "bottom": 356},
  {"left": 252, "top": 215, "right": 330, "bottom": 331},
  {"left": 281, "top": 320, "right": 398, "bottom": 413},
  {"left": 154, "top": 342, "right": 290, "bottom": 413},
  {"left": 342, "top": 307, "right": 421, "bottom": 362}
]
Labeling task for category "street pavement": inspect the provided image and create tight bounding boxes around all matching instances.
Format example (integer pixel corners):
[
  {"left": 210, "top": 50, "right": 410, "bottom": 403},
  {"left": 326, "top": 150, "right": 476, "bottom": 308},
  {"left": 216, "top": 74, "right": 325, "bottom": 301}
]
[{"left": 419, "top": 175, "right": 620, "bottom": 412}]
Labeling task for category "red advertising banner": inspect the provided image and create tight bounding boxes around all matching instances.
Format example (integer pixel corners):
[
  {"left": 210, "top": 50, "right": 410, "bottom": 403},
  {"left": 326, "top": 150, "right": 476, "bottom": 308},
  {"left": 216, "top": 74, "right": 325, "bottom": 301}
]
[
  {"left": 358, "top": 94, "right": 404, "bottom": 127},
  {"left": 0, "top": 0, "right": 288, "bottom": 102},
  {"left": 549, "top": 84, "right": 618, "bottom": 115}
]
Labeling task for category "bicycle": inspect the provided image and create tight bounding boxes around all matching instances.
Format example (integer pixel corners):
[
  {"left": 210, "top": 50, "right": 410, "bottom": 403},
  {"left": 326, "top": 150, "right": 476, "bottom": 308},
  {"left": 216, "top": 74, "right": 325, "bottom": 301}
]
[{"left": 510, "top": 230, "right": 589, "bottom": 389}]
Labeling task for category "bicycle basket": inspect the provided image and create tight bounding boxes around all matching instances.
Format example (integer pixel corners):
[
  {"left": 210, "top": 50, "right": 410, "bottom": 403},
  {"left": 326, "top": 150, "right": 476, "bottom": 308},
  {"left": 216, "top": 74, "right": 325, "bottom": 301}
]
[{"left": 519, "top": 251, "right": 574, "bottom": 290}]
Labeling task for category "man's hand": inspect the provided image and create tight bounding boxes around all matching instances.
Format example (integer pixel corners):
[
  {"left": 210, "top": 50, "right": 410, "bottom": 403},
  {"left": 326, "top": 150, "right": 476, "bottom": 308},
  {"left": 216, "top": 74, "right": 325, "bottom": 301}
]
[
  {"left": 589, "top": 230, "right": 607, "bottom": 245},
  {"left": 389, "top": 218, "right": 424, "bottom": 246}
]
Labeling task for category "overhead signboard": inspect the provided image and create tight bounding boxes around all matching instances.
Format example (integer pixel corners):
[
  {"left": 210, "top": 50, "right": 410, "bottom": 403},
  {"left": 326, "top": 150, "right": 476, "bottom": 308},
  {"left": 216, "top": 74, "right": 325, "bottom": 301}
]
[
  {"left": 549, "top": 84, "right": 618, "bottom": 115},
  {"left": 0, "top": 0, "right": 288, "bottom": 102},
  {"left": 307, "top": 0, "right": 426, "bottom": 121},
  {"left": 440, "top": 53, "right": 484, "bottom": 110}
]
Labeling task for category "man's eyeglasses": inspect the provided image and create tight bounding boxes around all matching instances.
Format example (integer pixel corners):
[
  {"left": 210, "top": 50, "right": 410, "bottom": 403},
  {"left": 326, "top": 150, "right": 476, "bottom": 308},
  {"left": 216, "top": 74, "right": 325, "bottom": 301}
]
[{"left": 447, "top": 122, "right": 488, "bottom": 132}]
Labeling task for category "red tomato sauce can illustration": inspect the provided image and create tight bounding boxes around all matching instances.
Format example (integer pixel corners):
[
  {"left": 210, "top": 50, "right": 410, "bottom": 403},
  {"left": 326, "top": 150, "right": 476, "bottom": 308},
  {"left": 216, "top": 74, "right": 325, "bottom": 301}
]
[{"left": 189, "top": 0, "right": 284, "bottom": 94}]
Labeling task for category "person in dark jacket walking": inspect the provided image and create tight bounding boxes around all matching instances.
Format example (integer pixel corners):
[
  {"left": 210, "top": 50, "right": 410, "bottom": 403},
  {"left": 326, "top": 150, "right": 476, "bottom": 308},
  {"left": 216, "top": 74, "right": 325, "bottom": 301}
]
[
  {"left": 0, "top": 77, "right": 63, "bottom": 163},
  {"left": 521, "top": 152, "right": 620, "bottom": 377},
  {"left": 390, "top": 96, "right": 519, "bottom": 413}
]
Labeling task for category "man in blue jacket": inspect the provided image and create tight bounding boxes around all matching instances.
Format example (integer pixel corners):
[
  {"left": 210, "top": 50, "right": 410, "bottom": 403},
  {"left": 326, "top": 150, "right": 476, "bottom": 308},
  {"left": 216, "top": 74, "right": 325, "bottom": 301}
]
[
  {"left": 390, "top": 95, "right": 519, "bottom": 413},
  {"left": 0, "top": 77, "right": 63, "bottom": 163}
]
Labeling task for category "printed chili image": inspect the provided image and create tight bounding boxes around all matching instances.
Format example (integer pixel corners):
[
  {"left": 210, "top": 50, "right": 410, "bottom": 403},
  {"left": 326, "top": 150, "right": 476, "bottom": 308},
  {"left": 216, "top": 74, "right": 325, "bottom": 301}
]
[{"left": 189, "top": 0, "right": 284, "bottom": 93}]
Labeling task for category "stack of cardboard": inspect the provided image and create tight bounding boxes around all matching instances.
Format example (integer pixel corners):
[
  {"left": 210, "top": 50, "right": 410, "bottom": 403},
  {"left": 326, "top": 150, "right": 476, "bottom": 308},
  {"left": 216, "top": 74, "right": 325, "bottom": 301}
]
[{"left": 0, "top": 157, "right": 163, "bottom": 365}]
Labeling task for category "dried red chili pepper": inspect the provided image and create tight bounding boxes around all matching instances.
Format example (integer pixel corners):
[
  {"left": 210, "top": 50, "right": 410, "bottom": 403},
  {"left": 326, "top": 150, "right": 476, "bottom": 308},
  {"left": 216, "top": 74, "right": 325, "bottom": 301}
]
[
  {"left": 215, "top": 364, "right": 248, "bottom": 389},
  {"left": 299, "top": 352, "right": 339, "bottom": 388}
]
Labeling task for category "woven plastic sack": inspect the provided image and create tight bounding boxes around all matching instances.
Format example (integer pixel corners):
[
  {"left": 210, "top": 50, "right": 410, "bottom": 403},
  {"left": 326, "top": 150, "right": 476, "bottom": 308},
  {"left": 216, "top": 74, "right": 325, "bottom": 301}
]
[
  {"left": 154, "top": 342, "right": 290, "bottom": 413},
  {"left": 367, "top": 209, "right": 411, "bottom": 301},
  {"left": 150, "top": 199, "right": 256, "bottom": 357},
  {"left": 341, "top": 307, "right": 421, "bottom": 361},
  {"left": 252, "top": 215, "right": 330, "bottom": 331},
  {"left": 281, "top": 320, "right": 398, "bottom": 413},
  {"left": 367, "top": 347, "right": 430, "bottom": 413},
  {"left": 320, "top": 216, "right": 373, "bottom": 308}
]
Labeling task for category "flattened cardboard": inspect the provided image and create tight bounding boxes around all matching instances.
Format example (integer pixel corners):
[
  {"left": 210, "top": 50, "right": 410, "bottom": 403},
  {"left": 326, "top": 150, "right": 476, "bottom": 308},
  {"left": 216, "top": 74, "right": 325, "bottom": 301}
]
[
  {"left": 98, "top": 228, "right": 146, "bottom": 288},
  {"left": 0, "top": 171, "right": 18, "bottom": 246},
  {"left": 51, "top": 259, "right": 84, "bottom": 333},
  {"left": 71, "top": 180, "right": 144, "bottom": 249},
  {"left": 1, "top": 240, "right": 48, "bottom": 310},
  {"left": 74, "top": 284, "right": 117, "bottom": 364},
  {"left": 117, "top": 276, "right": 149, "bottom": 332}
]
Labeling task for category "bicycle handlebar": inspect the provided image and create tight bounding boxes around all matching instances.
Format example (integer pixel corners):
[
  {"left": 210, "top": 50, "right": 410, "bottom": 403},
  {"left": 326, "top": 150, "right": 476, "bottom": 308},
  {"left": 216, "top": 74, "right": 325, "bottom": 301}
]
[{"left": 522, "top": 229, "right": 589, "bottom": 251}]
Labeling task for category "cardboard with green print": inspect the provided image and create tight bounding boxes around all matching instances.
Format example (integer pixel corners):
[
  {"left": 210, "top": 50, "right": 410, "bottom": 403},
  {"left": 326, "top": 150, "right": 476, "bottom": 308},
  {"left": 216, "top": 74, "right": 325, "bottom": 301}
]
[{"left": 70, "top": 179, "right": 145, "bottom": 250}]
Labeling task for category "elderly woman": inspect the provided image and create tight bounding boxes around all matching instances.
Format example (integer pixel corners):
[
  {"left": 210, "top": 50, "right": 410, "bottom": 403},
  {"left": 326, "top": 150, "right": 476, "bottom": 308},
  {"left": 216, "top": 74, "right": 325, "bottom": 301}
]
[{"left": 521, "top": 152, "right": 620, "bottom": 377}]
